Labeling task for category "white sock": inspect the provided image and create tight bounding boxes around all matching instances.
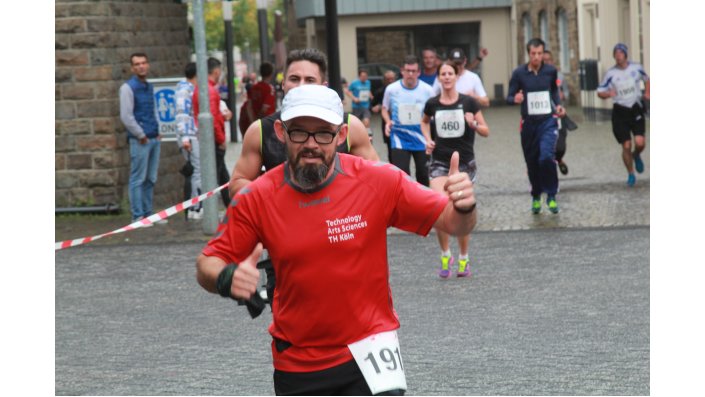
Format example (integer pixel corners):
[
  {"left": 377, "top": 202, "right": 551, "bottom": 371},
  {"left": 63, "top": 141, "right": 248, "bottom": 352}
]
[
  {"left": 458, "top": 254, "right": 469, "bottom": 261},
  {"left": 441, "top": 249, "right": 451, "bottom": 257}
]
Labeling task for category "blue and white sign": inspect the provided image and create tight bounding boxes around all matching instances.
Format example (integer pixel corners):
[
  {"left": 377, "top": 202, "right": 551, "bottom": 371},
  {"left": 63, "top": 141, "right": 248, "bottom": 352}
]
[{"left": 149, "top": 77, "right": 182, "bottom": 142}]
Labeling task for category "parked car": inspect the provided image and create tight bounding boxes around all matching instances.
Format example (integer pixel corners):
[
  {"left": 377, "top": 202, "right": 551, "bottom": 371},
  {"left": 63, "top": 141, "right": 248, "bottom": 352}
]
[{"left": 358, "top": 63, "right": 401, "bottom": 94}]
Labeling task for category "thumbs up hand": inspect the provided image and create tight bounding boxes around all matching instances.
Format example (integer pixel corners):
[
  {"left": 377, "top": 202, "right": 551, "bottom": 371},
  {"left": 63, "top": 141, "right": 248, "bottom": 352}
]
[
  {"left": 444, "top": 151, "right": 476, "bottom": 212},
  {"left": 230, "top": 243, "right": 264, "bottom": 300}
]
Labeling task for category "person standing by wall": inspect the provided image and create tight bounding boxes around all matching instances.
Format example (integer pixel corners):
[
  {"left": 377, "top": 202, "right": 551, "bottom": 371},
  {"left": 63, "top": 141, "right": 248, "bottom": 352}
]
[{"left": 119, "top": 53, "right": 166, "bottom": 225}]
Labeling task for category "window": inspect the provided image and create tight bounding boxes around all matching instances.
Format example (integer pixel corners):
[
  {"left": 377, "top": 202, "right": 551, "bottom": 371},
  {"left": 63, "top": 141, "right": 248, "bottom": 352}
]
[
  {"left": 539, "top": 11, "right": 550, "bottom": 50},
  {"left": 522, "top": 13, "right": 532, "bottom": 62},
  {"left": 557, "top": 9, "right": 570, "bottom": 72}
]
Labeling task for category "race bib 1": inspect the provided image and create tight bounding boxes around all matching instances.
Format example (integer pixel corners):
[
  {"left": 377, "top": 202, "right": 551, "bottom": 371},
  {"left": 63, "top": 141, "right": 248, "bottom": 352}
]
[
  {"left": 434, "top": 109, "right": 465, "bottom": 138},
  {"left": 348, "top": 330, "right": 407, "bottom": 394},
  {"left": 358, "top": 90, "right": 370, "bottom": 102},
  {"left": 398, "top": 103, "right": 421, "bottom": 125},
  {"left": 527, "top": 91, "right": 552, "bottom": 115}
]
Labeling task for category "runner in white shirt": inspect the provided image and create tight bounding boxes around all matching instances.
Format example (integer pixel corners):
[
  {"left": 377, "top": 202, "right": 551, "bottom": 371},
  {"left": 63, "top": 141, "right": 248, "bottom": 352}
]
[
  {"left": 597, "top": 43, "right": 650, "bottom": 187},
  {"left": 432, "top": 48, "right": 490, "bottom": 107}
]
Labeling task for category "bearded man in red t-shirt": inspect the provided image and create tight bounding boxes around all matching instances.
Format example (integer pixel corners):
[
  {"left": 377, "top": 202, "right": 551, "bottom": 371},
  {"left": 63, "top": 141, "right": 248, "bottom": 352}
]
[{"left": 197, "top": 85, "right": 477, "bottom": 396}]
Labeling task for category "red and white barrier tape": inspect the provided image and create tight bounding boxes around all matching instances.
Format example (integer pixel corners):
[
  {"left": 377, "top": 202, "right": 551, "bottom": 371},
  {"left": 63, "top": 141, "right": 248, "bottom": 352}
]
[{"left": 55, "top": 182, "right": 229, "bottom": 251}]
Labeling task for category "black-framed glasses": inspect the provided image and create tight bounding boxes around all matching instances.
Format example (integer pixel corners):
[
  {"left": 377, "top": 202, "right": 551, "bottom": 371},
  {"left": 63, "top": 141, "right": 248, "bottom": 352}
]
[{"left": 281, "top": 121, "right": 342, "bottom": 144}]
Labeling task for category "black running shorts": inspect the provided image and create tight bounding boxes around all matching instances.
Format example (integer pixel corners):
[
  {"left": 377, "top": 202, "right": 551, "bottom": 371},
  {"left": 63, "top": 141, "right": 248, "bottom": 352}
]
[{"left": 612, "top": 103, "right": 646, "bottom": 144}]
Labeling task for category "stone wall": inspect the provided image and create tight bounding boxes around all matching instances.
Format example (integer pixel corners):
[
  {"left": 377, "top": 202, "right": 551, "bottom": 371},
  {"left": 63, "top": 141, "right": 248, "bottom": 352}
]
[
  {"left": 515, "top": 0, "right": 580, "bottom": 105},
  {"left": 55, "top": 0, "right": 191, "bottom": 210}
]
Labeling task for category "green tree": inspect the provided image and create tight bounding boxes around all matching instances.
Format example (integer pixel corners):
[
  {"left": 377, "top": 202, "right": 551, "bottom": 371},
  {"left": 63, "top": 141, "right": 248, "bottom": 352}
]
[{"left": 198, "top": 0, "right": 285, "bottom": 53}]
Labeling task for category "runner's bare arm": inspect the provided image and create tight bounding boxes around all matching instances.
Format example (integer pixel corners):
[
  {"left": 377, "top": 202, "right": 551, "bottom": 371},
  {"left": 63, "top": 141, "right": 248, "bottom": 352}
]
[
  {"left": 465, "top": 111, "right": 490, "bottom": 137},
  {"left": 421, "top": 114, "right": 435, "bottom": 155},
  {"left": 347, "top": 114, "right": 380, "bottom": 161},
  {"left": 228, "top": 121, "right": 264, "bottom": 197},
  {"left": 381, "top": 106, "right": 393, "bottom": 137}
]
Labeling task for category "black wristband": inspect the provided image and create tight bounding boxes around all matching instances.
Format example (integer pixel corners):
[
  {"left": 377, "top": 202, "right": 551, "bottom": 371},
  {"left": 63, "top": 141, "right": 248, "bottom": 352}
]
[
  {"left": 454, "top": 203, "right": 476, "bottom": 214},
  {"left": 216, "top": 263, "right": 238, "bottom": 299},
  {"left": 476, "top": 56, "right": 483, "bottom": 62}
]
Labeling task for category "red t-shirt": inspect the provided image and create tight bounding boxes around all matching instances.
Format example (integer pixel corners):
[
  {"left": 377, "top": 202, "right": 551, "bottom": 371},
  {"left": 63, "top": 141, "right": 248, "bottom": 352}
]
[
  {"left": 192, "top": 79, "right": 225, "bottom": 145},
  {"left": 248, "top": 81, "right": 276, "bottom": 118},
  {"left": 202, "top": 153, "right": 448, "bottom": 372}
]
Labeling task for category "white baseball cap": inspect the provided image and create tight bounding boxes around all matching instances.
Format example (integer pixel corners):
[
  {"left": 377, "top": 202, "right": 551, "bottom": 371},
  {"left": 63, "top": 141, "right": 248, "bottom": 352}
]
[{"left": 280, "top": 85, "right": 344, "bottom": 125}]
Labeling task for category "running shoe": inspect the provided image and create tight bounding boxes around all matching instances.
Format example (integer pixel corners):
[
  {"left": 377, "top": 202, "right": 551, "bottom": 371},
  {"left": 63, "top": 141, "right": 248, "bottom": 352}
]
[
  {"left": 439, "top": 255, "right": 454, "bottom": 278},
  {"left": 531, "top": 197, "right": 542, "bottom": 214},
  {"left": 547, "top": 196, "right": 559, "bottom": 214},
  {"left": 457, "top": 258, "right": 471, "bottom": 278},
  {"left": 633, "top": 153, "right": 644, "bottom": 174},
  {"left": 627, "top": 173, "right": 636, "bottom": 187},
  {"left": 558, "top": 161, "right": 569, "bottom": 175}
]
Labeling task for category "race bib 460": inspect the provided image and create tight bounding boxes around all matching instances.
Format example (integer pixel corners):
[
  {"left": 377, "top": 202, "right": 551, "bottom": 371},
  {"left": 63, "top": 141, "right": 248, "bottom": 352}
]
[{"left": 434, "top": 109, "right": 465, "bottom": 138}]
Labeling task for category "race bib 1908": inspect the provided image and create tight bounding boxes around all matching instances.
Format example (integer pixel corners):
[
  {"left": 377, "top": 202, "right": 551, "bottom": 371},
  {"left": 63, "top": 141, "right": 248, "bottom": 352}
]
[
  {"left": 527, "top": 91, "right": 551, "bottom": 115},
  {"left": 398, "top": 103, "right": 421, "bottom": 125},
  {"left": 348, "top": 330, "right": 407, "bottom": 394},
  {"left": 434, "top": 109, "right": 465, "bottom": 138},
  {"left": 615, "top": 80, "right": 638, "bottom": 102}
]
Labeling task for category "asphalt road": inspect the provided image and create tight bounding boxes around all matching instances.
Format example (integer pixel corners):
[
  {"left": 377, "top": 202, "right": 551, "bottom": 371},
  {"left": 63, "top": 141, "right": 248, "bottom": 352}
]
[{"left": 55, "top": 226, "right": 649, "bottom": 395}]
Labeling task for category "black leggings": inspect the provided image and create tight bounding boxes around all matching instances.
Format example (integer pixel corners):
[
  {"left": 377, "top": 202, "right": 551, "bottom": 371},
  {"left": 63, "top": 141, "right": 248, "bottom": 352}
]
[{"left": 390, "top": 149, "right": 429, "bottom": 187}]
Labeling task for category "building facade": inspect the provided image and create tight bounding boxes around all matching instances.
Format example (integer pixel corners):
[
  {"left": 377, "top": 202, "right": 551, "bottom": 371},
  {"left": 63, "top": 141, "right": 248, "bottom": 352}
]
[
  {"left": 290, "top": 0, "right": 514, "bottom": 106},
  {"left": 55, "top": 0, "right": 191, "bottom": 209},
  {"left": 577, "top": 0, "right": 650, "bottom": 114}
]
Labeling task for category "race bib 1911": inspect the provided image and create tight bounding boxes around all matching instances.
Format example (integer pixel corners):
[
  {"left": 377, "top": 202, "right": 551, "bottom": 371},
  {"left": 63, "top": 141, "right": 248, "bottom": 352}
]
[
  {"left": 527, "top": 91, "right": 552, "bottom": 115},
  {"left": 348, "top": 330, "right": 407, "bottom": 394},
  {"left": 398, "top": 103, "right": 421, "bottom": 125},
  {"left": 435, "top": 109, "right": 465, "bottom": 138}
]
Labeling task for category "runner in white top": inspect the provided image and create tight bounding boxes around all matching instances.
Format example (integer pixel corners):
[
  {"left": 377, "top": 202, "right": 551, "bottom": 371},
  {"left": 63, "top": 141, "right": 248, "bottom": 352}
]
[
  {"left": 432, "top": 48, "right": 489, "bottom": 107},
  {"left": 597, "top": 43, "right": 650, "bottom": 187}
]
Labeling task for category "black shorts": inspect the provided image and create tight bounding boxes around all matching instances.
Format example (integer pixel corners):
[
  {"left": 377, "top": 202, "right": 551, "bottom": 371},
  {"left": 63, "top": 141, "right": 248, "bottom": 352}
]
[
  {"left": 428, "top": 157, "right": 477, "bottom": 182},
  {"left": 273, "top": 359, "right": 405, "bottom": 396},
  {"left": 612, "top": 104, "right": 646, "bottom": 144},
  {"left": 352, "top": 107, "right": 371, "bottom": 121}
]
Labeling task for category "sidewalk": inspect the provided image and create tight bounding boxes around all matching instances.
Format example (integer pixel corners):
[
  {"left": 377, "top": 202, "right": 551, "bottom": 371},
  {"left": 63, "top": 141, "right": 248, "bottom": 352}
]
[{"left": 55, "top": 105, "right": 649, "bottom": 248}]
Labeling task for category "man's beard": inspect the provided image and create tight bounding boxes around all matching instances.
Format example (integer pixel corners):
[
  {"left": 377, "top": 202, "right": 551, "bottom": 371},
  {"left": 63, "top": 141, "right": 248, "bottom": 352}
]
[{"left": 290, "top": 148, "right": 334, "bottom": 190}]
